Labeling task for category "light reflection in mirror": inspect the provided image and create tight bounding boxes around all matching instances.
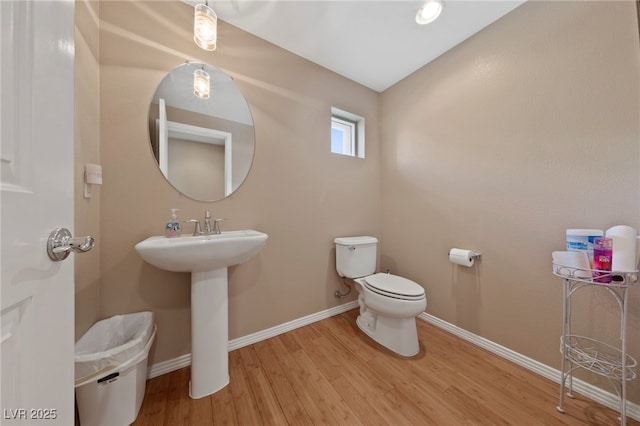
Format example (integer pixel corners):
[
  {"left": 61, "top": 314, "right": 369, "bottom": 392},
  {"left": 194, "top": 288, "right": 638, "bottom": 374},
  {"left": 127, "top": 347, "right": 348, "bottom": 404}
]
[{"left": 148, "top": 62, "right": 255, "bottom": 202}]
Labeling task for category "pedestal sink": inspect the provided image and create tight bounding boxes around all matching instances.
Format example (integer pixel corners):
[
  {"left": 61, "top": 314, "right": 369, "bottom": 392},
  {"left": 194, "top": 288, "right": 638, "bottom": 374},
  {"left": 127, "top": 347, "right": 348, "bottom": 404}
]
[{"left": 135, "top": 230, "right": 268, "bottom": 398}]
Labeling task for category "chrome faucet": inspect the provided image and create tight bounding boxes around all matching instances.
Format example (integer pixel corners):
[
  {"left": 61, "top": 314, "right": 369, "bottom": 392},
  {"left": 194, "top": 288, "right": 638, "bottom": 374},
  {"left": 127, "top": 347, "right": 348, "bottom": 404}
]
[
  {"left": 186, "top": 211, "right": 222, "bottom": 236},
  {"left": 204, "top": 210, "right": 212, "bottom": 234}
]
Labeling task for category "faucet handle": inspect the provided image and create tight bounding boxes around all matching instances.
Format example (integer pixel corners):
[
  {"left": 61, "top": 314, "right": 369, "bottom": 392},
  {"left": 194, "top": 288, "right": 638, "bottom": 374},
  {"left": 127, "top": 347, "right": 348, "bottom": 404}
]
[
  {"left": 184, "top": 219, "right": 202, "bottom": 236},
  {"left": 212, "top": 218, "right": 224, "bottom": 234}
]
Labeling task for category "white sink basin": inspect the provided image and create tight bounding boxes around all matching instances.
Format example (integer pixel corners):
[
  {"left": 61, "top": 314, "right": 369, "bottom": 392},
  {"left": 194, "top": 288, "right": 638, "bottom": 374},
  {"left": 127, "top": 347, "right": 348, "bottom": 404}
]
[
  {"left": 135, "top": 230, "right": 268, "bottom": 273},
  {"left": 134, "top": 229, "right": 268, "bottom": 399}
]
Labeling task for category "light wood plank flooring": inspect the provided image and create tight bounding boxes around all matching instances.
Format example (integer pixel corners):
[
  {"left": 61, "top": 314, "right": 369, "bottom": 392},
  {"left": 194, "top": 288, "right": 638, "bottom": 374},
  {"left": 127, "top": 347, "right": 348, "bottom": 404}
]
[{"left": 133, "top": 309, "right": 638, "bottom": 425}]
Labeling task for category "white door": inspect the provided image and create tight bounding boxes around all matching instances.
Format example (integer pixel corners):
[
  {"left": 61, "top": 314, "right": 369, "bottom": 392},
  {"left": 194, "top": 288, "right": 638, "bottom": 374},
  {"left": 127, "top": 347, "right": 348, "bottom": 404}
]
[{"left": 1, "top": 1, "right": 76, "bottom": 424}]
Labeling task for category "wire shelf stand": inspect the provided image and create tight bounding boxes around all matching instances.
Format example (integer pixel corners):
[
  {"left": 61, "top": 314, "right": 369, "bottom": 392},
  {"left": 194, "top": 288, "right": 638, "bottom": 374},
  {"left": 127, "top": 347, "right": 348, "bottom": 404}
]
[{"left": 553, "top": 263, "right": 638, "bottom": 426}]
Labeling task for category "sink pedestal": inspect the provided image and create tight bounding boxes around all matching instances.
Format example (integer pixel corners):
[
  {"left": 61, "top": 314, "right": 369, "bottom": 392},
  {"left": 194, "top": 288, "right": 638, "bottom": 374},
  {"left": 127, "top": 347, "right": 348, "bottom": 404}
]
[
  {"left": 190, "top": 268, "right": 229, "bottom": 399},
  {"left": 134, "top": 230, "right": 269, "bottom": 399}
]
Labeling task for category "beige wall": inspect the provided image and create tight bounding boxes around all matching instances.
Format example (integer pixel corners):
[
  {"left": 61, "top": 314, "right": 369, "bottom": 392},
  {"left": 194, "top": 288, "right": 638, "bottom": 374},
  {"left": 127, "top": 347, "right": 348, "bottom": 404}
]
[
  {"left": 75, "top": 0, "right": 102, "bottom": 340},
  {"left": 380, "top": 1, "right": 640, "bottom": 401},
  {"left": 97, "top": 1, "right": 380, "bottom": 365}
]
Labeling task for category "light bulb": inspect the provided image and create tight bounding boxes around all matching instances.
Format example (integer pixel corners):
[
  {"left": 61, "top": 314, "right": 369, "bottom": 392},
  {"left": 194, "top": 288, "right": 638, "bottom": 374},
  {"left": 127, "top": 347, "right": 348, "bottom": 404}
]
[
  {"left": 416, "top": 0, "right": 444, "bottom": 25},
  {"left": 194, "top": 3, "right": 217, "bottom": 51},
  {"left": 194, "top": 69, "right": 210, "bottom": 99}
]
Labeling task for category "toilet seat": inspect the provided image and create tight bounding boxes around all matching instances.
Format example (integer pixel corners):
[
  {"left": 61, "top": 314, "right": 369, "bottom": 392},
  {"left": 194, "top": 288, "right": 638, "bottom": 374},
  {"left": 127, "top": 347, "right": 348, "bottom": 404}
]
[{"left": 363, "top": 273, "right": 425, "bottom": 301}]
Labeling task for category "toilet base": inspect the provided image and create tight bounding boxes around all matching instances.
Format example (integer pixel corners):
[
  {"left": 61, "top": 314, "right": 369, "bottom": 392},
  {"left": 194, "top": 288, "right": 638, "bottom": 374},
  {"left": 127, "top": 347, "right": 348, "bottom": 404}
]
[{"left": 356, "top": 312, "right": 420, "bottom": 357}]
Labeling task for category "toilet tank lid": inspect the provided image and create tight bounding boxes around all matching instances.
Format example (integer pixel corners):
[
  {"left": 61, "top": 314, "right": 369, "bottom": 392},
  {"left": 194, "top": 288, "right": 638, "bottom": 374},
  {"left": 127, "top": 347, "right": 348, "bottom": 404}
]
[{"left": 335, "top": 236, "right": 378, "bottom": 246}]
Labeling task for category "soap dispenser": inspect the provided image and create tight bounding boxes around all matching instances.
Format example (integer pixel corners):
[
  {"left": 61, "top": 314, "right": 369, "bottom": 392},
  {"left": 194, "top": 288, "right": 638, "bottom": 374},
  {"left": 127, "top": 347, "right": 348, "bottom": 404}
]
[{"left": 165, "top": 209, "right": 181, "bottom": 238}]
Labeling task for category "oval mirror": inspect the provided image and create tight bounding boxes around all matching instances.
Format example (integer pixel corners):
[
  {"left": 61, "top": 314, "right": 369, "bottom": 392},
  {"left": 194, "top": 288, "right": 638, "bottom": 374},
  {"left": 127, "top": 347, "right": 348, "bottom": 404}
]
[{"left": 148, "top": 62, "right": 255, "bottom": 201}]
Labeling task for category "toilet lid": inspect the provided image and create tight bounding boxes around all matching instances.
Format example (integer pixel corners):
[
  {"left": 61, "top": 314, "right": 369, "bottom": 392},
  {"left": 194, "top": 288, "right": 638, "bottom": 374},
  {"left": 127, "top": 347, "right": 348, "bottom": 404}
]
[{"left": 363, "top": 273, "right": 425, "bottom": 300}]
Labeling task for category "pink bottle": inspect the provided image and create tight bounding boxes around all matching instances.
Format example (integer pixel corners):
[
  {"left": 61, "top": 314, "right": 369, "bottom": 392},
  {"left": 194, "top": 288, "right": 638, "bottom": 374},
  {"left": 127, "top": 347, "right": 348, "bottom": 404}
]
[{"left": 593, "top": 237, "right": 613, "bottom": 283}]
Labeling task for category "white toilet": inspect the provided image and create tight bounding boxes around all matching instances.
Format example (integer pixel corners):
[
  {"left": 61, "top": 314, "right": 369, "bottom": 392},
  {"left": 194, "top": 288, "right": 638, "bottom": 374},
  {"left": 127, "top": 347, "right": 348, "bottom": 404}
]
[{"left": 335, "top": 236, "right": 427, "bottom": 357}]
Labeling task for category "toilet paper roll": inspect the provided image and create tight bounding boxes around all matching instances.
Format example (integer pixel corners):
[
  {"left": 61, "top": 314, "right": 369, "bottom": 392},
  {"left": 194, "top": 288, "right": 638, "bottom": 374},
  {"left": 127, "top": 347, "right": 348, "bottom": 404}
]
[
  {"left": 449, "top": 248, "right": 475, "bottom": 267},
  {"left": 605, "top": 225, "right": 638, "bottom": 272}
]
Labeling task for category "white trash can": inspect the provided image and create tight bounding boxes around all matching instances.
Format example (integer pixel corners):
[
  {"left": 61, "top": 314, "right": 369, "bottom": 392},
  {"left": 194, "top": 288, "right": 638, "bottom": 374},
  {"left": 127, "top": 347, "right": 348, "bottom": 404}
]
[{"left": 74, "top": 312, "right": 156, "bottom": 426}]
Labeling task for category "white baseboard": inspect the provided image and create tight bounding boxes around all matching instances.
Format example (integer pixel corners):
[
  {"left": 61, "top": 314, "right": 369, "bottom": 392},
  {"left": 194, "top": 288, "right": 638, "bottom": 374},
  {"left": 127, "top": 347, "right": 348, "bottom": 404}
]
[
  {"left": 227, "top": 300, "right": 359, "bottom": 351},
  {"left": 148, "top": 353, "right": 191, "bottom": 379},
  {"left": 418, "top": 312, "right": 640, "bottom": 422},
  {"left": 147, "top": 300, "right": 358, "bottom": 379}
]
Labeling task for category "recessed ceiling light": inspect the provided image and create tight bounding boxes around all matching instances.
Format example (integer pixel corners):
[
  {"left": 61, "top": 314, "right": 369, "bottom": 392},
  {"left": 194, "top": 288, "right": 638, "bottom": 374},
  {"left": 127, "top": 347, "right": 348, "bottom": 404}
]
[{"left": 416, "top": 0, "right": 444, "bottom": 25}]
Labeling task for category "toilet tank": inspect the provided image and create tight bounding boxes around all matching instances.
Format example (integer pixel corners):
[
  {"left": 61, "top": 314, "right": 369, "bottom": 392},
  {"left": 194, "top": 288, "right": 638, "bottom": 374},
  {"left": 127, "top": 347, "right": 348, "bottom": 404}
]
[{"left": 334, "top": 236, "right": 378, "bottom": 278}]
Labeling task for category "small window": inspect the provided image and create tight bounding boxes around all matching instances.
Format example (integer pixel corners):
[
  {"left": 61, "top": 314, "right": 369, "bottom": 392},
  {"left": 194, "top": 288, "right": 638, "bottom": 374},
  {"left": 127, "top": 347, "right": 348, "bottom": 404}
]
[
  {"left": 331, "top": 116, "right": 356, "bottom": 156},
  {"left": 331, "top": 107, "right": 364, "bottom": 158}
]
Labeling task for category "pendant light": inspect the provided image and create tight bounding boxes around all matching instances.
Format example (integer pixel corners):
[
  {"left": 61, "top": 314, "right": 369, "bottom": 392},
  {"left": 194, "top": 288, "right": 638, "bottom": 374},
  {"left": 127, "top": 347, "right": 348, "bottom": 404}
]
[
  {"left": 193, "top": 68, "right": 210, "bottom": 99},
  {"left": 194, "top": 2, "right": 217, "bottom": 51}
]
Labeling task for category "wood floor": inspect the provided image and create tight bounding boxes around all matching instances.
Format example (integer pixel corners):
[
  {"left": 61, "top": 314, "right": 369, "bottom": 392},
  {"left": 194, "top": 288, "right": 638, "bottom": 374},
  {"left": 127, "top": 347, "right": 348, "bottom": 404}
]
[{"left": 133, "top": 309, "right": 638, "bottom": 425}]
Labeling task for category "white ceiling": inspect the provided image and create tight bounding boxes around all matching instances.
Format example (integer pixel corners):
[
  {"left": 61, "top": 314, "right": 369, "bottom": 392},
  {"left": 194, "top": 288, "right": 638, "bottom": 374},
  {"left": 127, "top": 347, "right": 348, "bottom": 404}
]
[{"left": 188, "top": 0, "right": 527, "bottom": 92}]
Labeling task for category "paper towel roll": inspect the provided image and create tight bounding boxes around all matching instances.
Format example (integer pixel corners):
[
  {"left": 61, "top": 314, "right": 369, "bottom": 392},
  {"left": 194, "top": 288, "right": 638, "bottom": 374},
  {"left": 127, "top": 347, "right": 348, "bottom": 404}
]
[
  {"left": 449, "top": 248, "right": 475, "bottom": 267},
  {"left": 605, "top": 225, "right": 638, "bottom": 272}
]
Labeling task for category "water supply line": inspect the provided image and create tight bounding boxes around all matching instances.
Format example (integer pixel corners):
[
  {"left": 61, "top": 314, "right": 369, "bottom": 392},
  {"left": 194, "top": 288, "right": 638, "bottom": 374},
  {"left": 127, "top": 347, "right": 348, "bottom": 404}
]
[{"left": 334, "top": 278, "right": 352, "bottom": 299}]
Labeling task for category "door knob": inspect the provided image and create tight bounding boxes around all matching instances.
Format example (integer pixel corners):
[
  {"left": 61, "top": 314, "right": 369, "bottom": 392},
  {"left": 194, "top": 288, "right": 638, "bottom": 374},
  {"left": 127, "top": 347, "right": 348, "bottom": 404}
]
[{"left": 47, "top": 228, "right": 95, "bottom": 261}]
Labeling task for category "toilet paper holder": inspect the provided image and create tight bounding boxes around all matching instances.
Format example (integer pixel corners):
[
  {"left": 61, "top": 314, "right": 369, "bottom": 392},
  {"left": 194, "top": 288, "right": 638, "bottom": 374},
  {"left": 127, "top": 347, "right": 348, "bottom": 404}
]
[
  {"left": 447, "top": 250, "right": 482, "bottom": 260},
  {"left": 448, "top": 248, "right": 482, "bottom": 267}
]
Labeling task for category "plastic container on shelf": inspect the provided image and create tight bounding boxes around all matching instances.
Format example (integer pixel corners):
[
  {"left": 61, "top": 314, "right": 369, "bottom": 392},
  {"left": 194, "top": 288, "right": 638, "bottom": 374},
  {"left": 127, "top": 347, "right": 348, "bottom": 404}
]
[{"left": 566, "top": 229, "right": 603, "bottom": 267}]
